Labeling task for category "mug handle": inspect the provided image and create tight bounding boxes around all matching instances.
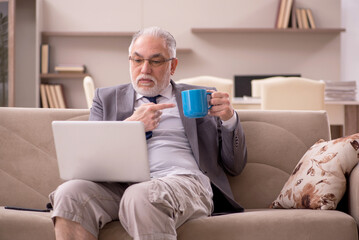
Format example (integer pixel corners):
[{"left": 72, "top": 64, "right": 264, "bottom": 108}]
[{"left": 207, "top": 92, "right": 213, "bottom": 109}]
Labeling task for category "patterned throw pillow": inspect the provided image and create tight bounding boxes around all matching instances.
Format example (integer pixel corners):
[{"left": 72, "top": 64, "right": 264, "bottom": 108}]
[{"left": 270, "top": 133, "right": 359, "bottom": 210}]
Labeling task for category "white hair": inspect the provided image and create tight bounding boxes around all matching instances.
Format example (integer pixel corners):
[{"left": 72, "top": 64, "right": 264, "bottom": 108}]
[{"left": 128, "top": 26, "right": 176, "bottom": 58}]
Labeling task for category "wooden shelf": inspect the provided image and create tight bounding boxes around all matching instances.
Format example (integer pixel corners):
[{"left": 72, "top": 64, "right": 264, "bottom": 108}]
[
  {"left": 191, "top": 28, "right": 346, "bottom": 34},
  {"left": 41, "top": 31, "right": 136, "bottom": 37},
  {"left": 40, "top": 73, "right": 90, "bottom": 79},
  {"left": 41, "top": 31, "right": 192, "bottom": 53}
]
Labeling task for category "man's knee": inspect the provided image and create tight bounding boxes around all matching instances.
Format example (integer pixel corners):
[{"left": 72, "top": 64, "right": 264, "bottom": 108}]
[
  {"left": 120, "top": 182, "right": 150, "bottom": 209},
  {"left": 119, "top": 180, "right": 175, "bottom": 219},
  {"left": 51, "top": 179, "right": 98, "bottom": 205},
  {"left": 119, "top": 180, "right": 177, "bottom": 238}
]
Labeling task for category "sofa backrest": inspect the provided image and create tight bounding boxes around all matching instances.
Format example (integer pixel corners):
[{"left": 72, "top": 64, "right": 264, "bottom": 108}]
[
  {"left": 0, "top": 107, "right": 90, "bottom": 209},
  {"left": 230, "top": 110, "right": 331, "bottom": 209},
  {"left": 0, "top": 108, "right": 331, "bottom": 211}
]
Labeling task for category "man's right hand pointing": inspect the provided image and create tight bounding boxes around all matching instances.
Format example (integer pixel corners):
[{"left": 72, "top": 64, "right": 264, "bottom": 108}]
[{"left": 125, "top": 103, "right": 175, "bottom": 131}]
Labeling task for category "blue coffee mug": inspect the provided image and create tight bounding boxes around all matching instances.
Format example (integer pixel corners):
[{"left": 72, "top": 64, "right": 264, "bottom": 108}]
[{"left": 181, "top": 89, "right": 212, "bottom": 118}]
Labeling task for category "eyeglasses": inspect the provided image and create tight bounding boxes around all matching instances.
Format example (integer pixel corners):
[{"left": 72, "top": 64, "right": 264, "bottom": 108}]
[{"left": 129, "top": 56, "right": 174, "bottom": 67}]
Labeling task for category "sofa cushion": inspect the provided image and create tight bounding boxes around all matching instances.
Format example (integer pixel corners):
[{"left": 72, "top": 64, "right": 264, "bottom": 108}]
[
  {"left": 101, "top": 209, "right": 358, "bottom": 240},
  {"left": 177, "top": 209, "right": 357, "bottom": 240},
  {"left": 0, "top": 207, "right": 55, "bottom": 240},
  {"left": 230, "top": 110, "right": 330, "bottom": 209},
  {"left": 0, "top": 107, "right": 89, "bottom": 209},
  {"left": 2, "top": 207, "right": 356, "bottom": 240},
  {"left": 271, "top": 133, "right": 359, "bottom": 210}
]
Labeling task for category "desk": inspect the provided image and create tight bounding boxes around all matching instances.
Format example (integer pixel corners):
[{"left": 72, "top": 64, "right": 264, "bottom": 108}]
[{"left": 232, "top": 97, "right": 359, "bottom": 137}]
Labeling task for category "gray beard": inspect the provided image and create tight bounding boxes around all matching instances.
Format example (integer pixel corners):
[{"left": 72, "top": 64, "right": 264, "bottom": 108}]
[{"left": 130, "top": 68, "right": 171, "bottom": 97}]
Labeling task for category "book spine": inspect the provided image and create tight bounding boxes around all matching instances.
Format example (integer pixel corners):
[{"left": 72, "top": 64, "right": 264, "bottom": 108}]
[
  {"left": 276, "top": 0, "right": 287, "bottom": 29},
  {"left": 49, "top": 85, "right": 60, "bottom": 108},
  {"left": 54, "top": 84, "right": 67, "bottom": 109},
  {"left": 41, "top": 44, "right": 49, "bottom": 74},
  {"left": 282, "top": 0, "right": 293, "bottom": 28},
  {"left": 290, "top": 0, "right": 297, "bottom": 28},
  {"left": 296, "top": 8, "right": 303, "bottom": 29},
  {"left": 45, "top": 84, "right": 55, "bottom": 108},
  {"left": 306, "top": 8, "right": 316, "bottom": 29},
  {"left": 40, "top": 84, "right": 49, "bottom": 108},
  {"left": 301, "top": 8, "right": 309, "bottom": 29}
]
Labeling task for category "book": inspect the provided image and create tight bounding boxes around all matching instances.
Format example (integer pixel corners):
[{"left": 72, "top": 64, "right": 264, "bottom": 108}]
[
  {"left": 301, "top": 8, "right": 309, "bottom": 29},
  {"left": 45, "top": 84, "right": 56, "bottom": 108},
  {"left": 54, "top": 64, "right": 86, "bottom": 73},
  {"left": 40, "top": 84, "right": 49, "bottom": 108},
  {"left": 275, "top": 0, "right": 287, "bottom": 28},
  {"left": 306, "top": 8, "right": 316, "bottom": 29},
  {"left": 41, "top": 44, "right": 49, "bottom": 74},
  {"left": 290, "top": 0, "right": 297, "bottom": 28},
  {"left": 296, "top": 8, "right": 303, "bottom": 29},
  {"left": 54, "top": 84, "right": 66, "bottom": 108},
  {"left": 282, "top": 0, "right": 293, "bottom": 28},
  {"left": 49, "top": 85, "right": 60, "bottom": 108},
  {"left": 41, "top": 84, "right": 66, "bottom": 108}
]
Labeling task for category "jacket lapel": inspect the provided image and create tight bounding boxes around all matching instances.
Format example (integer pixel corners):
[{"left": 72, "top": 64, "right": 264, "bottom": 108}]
[
  {"left": 116, "top": 84, "right": 136, "bottom": 121},
  {"left": 172, "top": 81, "right": 200, "bottom": 164}
]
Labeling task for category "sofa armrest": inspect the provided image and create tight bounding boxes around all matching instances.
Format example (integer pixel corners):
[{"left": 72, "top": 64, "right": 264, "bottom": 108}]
[{"left": 349, "top": 163, "right": 359, "bottom": 228}]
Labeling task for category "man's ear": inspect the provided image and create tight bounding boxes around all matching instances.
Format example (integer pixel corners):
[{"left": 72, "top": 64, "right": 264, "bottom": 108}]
[{"left": 170, "top": 58, "right": 178, "bottom": 75}]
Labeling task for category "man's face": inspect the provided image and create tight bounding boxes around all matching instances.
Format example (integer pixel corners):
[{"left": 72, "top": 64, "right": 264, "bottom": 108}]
[{"left": 129, "top": 35, "right": 178, "bottom": 97}]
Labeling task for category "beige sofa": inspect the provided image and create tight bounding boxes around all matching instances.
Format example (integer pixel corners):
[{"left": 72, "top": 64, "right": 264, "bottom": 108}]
[{"left": 0, "top": 107, "right": 358, "bottom": 240}]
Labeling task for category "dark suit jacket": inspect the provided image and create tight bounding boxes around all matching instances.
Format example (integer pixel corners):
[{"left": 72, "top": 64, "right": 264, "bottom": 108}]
[{"left": 89, "top": 80, "right": 247, "bottom": 213}]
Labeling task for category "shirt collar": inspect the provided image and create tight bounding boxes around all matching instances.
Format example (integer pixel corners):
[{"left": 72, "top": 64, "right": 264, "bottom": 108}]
[{"left": 135, "top": 83, "right": 173, "bottom": 101}]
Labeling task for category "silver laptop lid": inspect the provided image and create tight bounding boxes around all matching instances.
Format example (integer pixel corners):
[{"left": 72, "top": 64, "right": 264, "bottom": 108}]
[{"left": 52, "top": 121, "right": 150, "bottom": 182}]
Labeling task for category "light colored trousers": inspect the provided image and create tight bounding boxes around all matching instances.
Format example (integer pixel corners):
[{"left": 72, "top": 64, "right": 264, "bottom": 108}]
[{"left": 49, "top": 175, "right": 213, "bottom": 240}]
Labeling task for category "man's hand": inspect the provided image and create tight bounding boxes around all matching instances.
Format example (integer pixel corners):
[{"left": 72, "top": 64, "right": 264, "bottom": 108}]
[
  {"left": 208, "top": 90, "right": 234, "bottom": 121},
  {"left": 125, "top": 103, "right": 175, "bottom": 131}
]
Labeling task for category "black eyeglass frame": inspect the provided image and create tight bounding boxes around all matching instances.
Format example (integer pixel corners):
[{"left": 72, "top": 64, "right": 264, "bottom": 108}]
[{"left": 129, "top": 56, "right": 174, "bottom": 67}]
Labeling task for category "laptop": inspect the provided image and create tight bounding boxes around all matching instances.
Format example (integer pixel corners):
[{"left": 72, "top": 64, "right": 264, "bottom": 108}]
[{"left": 52, "top": 121, "right": 150, "bottom": 182}]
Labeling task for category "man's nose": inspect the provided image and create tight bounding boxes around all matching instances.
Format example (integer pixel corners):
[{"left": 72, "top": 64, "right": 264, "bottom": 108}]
[{"left": 141, "top": 60, "right": 152, "bottom": 74}]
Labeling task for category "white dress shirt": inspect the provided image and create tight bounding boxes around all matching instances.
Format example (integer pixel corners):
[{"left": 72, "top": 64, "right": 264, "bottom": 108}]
[{"left": 134, "top": 84, "right": 237, "bottom": 196}]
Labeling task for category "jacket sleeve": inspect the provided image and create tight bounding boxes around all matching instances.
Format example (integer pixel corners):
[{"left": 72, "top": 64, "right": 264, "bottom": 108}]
[
  {"left": 89, "top": 88, "right": 103, "bottom": 121},
  {"left": 218, "top": 111, "right": 247, "bottom": 176}
]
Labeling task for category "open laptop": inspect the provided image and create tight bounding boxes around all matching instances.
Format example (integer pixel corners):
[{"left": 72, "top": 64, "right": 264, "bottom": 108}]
[{"left": 52, "top": 121, "right": 150, "bottom": 182}]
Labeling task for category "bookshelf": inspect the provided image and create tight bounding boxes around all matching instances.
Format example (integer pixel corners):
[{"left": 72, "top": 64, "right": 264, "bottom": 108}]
[
  {"left": 39, "top": 27, "right": 343, "bottom": 108},
  {"left": 191, "top": 28, "right": 346, "bottom": 34},
  {"left": 39, "top": 31, "right": 192, "bottom": 108}
]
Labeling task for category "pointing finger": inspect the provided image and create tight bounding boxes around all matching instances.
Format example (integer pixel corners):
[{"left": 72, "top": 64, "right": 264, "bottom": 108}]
[{"left": 151, "top": 103, "right": 176, "bottom": 110}]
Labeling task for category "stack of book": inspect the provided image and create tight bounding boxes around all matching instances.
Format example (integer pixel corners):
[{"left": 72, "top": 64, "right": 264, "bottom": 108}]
[
  {"left": 54, "top": 64, "right": 86, "bottom": 74},
  {"left": 275, "top": 0, "right": 316, "bottom": 29},
  {"left": 40, "top": 84, "right": 67, "bottom": 108},
  {"left": 324, "top": 81, "right": 357, "bottom": 101}
]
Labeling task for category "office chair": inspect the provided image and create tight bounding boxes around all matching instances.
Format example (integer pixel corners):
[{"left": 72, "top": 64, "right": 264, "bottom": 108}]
[
  {"left": 253, "top": 77, "right": 325, "bottom": 110},
  {"left": 176, "top": 75, "right": 234, "bottom": 100},
  {"left": 83, "top": 76, "right": 95, "bottom": 109}
]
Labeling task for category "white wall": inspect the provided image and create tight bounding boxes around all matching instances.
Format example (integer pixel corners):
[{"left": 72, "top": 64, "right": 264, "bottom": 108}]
[
  {"left": 41, "top": 0, "right": 142, "bottom": 32},
  {"left": 341, "top": 1, "right": 359, "bottom": 99},
  {"left": 36, "top": 0, "right": 342, "bottom": 108}
]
